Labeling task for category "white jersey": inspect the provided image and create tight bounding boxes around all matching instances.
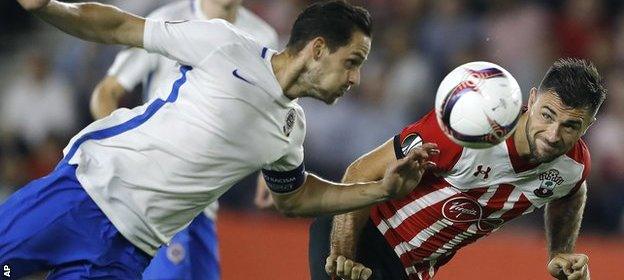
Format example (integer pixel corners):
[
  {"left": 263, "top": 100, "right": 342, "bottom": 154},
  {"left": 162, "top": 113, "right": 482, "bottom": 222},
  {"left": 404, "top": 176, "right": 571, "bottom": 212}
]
[
  {"left": 105, "top": 0, "right": 279, "bottom": 220},
  {"left": 107, "top": 0, "right": 279, "bottom": 99},
  {"left": 64, "top": 19, "right": 305, "bottom": 255}
]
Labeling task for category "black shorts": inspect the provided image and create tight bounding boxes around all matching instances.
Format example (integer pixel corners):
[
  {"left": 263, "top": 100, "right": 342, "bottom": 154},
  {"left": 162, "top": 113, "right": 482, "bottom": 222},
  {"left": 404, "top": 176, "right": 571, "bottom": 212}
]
[{"left": 308, "top": 216, "right": 408, "bottom": 280}]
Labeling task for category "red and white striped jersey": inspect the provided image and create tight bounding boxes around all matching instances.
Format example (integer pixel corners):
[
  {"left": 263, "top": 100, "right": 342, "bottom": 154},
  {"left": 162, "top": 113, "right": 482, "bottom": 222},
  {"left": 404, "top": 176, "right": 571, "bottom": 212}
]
[{"left": 371, "top": 110, "right": 590, "bottom": 280}]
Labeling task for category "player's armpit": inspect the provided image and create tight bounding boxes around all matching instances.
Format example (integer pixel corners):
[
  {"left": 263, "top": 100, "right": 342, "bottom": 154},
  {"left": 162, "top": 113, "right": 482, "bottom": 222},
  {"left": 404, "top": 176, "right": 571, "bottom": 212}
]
[
  {"left": 90, "top": 76, "right": 127, "bottom": 119},
  {"left": 26, "top": 1, "right": 145, "bottom": 47}
]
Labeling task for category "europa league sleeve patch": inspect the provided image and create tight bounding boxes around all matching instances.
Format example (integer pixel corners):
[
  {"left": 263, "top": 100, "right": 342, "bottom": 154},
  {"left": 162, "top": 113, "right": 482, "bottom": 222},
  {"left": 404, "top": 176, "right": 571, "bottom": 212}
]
[
  {"left": 394, "top": 133, "right": 423, "bottom": 159},
  {"left": 262, "top": 163, "right": 306, "bottom": 194}
]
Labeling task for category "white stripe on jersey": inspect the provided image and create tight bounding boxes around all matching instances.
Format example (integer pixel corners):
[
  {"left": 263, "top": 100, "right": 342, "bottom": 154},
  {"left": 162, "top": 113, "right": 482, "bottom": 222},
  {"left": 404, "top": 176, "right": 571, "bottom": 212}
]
[
  {"left": 394, "top": 219, "right": 452, "bottom": 258},
  {"left": 523, "top": 205, "right": 536, "bottom": 215},
  {"left": 381, "top": 187, "right": 458, "bottom": 234},
  {"left": 477, "top": 185, "right": 499, "bottom": 205},
  {"left": 422, "top": 188, "right": 497, "bottom": 261},
  {"left": 376, "top": 219, "right": 391, "bottom": 235},
  {"left": 488, "top": 187, "right": 524, "bottom": 219},
  {"left": 426, "top": 224, "right": 478, "bottom": 261}
]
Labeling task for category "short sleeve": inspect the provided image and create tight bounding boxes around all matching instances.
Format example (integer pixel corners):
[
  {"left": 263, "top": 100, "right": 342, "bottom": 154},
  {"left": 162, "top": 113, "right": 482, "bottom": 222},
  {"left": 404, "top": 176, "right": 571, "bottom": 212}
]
[
  {"left": 393, "top": 110, "right": 464, "bottom": 172},
  {"left": 261, "top": 146, "right": 305, "bottom": 194},
  {"left": 143, "top": 19, "right": 239, "bottom": 66},
  {"left": 107, "top": 48, "right": 158, "bottom": 91},
  {"left": 563, "top": 139, "right": 591, "bottom": 198}
]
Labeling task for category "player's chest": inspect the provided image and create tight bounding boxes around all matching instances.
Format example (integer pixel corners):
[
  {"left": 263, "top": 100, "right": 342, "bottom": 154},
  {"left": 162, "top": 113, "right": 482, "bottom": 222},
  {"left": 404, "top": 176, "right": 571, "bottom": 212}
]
[{"left": 443, "top": 148, "right": 584, "bottom": 205}]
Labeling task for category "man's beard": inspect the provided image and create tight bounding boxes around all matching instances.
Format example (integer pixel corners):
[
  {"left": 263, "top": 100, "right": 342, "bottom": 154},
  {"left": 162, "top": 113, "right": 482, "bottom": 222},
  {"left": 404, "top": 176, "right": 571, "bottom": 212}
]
[
  {"left": 298, "top": 69, "right": 333, "bottom": 104},
  {"left": 525, "top": 119, "right": 559, "bottom": 164}
]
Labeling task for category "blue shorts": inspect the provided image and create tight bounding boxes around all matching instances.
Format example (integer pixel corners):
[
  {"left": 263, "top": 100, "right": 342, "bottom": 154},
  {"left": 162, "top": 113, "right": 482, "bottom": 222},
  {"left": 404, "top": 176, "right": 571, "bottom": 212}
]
[
  {"left": 143, "top": 214, "right": 220, "bottom": 280},
  {"left": 0, "top": 163, "right": 151, "bottom": 279}
]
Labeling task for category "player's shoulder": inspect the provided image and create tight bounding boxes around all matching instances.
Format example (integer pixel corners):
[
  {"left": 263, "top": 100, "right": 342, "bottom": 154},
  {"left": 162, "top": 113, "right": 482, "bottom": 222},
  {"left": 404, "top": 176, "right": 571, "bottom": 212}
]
[
  {"left": 399, "top": 110, "right": 462, "bottom": 150},
  {"left": 565, "top": 138, "right": 590, "bottom": 166},
  {"left": 146, "top": 0, "right": 191, "bottom": 19},
  {"left": 395, "top": 110, "right": 463, "bottom": 170}
]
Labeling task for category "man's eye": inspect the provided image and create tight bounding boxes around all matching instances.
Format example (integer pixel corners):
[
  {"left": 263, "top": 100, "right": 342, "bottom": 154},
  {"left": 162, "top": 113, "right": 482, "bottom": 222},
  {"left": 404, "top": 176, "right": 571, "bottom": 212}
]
[{"left": 542, "top": 113, "right": 553, "bottom": 121}]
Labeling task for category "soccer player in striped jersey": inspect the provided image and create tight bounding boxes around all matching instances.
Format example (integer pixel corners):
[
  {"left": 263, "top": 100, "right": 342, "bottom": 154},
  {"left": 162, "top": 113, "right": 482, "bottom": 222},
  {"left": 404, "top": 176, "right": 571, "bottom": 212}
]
[
  {"left": 1, "top": 0, "right": 435, "bottom": 278},
  {"left": 318, "top": 58, "right": 605, "bottom": 280},
  {"left": 89, "top": 1, "right": 278, "bottom": 279}
]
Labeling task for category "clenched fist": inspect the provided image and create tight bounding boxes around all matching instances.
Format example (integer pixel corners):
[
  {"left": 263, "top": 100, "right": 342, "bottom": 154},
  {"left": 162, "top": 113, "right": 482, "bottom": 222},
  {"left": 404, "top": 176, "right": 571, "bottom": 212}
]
[
  {"left": 325, "top": 254, "right": 373, "bottom": 280},
  {"left": 547, "top": 253, "right": 590, "bottom": 280}
]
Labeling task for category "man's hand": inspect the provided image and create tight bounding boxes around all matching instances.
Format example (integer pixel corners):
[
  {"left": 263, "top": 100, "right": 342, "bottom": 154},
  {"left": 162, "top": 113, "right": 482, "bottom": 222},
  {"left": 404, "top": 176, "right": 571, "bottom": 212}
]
[
  {"left": 547, "top": 253, "right": 590, "bottom": 280},
  {"left": 254, "top": 174, "right": 274, "bottom": 209},
  {"left": 325, "top": 254, "right": 372, "bottom": 280},
  {"left": 381, "top": 142, "right": 438, "bottom": 199},
  {"left": 17, "top": 0, "right": 50, "bottom": 11}
]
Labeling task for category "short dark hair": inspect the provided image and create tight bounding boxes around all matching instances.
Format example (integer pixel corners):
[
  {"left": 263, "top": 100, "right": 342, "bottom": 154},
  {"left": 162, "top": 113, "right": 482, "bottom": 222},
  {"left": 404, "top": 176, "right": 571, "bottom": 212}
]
[
  {"left": 538, "top": 58, "right": 607, "bottom": 116},
  {"left": 286, "top": 0, "right": 372, "bottom": 54}
]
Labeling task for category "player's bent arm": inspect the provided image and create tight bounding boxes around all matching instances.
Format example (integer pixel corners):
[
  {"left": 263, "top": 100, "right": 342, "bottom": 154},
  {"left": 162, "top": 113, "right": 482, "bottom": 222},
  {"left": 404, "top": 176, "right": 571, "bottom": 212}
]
[
  {"left": 331, "top": 139, "right": 397, "bottom": 258},
  {"left": 545, "top": 182, "right": 587, "bottom": 259},
  {"left": 271, "top": 141, "right": 437, "bottom": 217},
  {"left": 90, "top": 76, "right": 127, "bottom": 119},
  {"left": 20, "top": 0, "right": 144, "bottom": 47},
  {"left": 271, "top": 174, "right": 388, "bottom": 218}
]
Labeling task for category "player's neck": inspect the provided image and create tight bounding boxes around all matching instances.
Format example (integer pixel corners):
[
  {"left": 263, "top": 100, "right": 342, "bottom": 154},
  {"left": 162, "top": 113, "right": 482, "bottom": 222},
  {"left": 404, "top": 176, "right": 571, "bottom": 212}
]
[
  {"left": 271, "top": 51, "right": 309, "bottom": 100},
  {"left": 513, "top": 113, "right": 531, "bottom": 158},
  {"left": 200, "top": 0, "right": 238, "bottom": 22}
]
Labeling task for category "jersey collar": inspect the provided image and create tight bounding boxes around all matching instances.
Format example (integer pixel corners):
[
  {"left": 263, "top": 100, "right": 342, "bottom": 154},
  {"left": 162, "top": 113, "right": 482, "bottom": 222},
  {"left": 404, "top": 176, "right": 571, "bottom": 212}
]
[{"left": 506, "top": 134, "right": 540, "bottom": 173}]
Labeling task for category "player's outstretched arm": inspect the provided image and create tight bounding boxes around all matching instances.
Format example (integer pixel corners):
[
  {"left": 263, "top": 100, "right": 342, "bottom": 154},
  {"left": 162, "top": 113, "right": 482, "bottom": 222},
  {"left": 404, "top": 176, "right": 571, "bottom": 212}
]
[
  {"left": 325, "top": 139, "right": 397, "bottom": 280},
  {"left": 545, "top": 182, "right": 590, "bottom": 280},
  {"left": 271, "top": 142, "right": 438, "bottom": 217},
  {"left": 18, "top": 0, "right": 144, "bottom": 47},
  {"left": 90, "top": 76, "right": 127, "bottom": 119}
]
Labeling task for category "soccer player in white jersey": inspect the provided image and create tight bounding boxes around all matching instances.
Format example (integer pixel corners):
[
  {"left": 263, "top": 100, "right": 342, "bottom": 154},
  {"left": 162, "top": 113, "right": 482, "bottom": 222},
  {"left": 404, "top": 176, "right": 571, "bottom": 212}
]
[
  {"left": 0, "top": 0, "right": 439, "bottom": 278},
  {"left": 89, "top": 1, "right": 278, "bottom": 279},
  {"left": 315, "top": 58, "right": 605, "bottom": 280}
]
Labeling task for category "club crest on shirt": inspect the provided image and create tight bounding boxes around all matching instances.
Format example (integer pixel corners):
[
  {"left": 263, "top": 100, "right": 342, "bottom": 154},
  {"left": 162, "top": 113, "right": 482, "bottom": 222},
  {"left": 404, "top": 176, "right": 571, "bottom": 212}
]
[
  {"left": 166, "top": 242, "right": 186, "bottom": 265},
  {"left": 401, "top": 133, "right": 423, "bottom": 156},
  {"left": 534, "top": 169, "right": 565, "bottom": 198},
  {"left": 283, "top": 108, "right": 296, "bottom": 137}
]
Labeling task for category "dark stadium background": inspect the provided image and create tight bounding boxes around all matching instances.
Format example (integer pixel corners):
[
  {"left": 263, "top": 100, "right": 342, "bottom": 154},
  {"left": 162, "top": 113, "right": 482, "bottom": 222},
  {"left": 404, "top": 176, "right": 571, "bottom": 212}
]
[{"left": 1, "top": 0, "right": 622, "bottom": 279}]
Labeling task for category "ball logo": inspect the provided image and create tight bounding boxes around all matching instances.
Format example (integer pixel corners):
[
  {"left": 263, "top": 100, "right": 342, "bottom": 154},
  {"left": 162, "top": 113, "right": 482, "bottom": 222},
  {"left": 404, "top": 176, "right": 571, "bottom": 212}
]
[
  {"left": 283, "top": 108, "right": 296, "bottom": 137},
  {"left": 442, "top": 196, "right": 503, "bottom": 231},
  {"left": 166, "top": 243, "right": 186, "bottom": 265},
  {"left": 533, "top": 169, "right": 564, "bottom": 198}
]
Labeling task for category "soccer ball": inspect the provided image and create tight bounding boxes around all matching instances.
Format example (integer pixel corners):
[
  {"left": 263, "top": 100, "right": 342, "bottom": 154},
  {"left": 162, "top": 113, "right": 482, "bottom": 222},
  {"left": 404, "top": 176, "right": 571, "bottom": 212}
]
[{"left": 435, "top": 61, "right": 522, "bottom": 149}]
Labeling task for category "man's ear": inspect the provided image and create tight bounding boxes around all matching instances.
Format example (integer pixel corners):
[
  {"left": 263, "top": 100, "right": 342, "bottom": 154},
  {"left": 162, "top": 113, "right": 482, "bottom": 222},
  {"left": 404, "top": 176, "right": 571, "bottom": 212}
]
[
  {"left": 528, "top": 87, "right": 538, "bottom": 108},
  {"left": 581, "top": 116, "right": 597, "bottom": 136},
  {"left": 527, "top": 87, "right": 540, "bottom": 116},
  {"left": 310, "top": 37, "right": 326, "bottom": 60}
]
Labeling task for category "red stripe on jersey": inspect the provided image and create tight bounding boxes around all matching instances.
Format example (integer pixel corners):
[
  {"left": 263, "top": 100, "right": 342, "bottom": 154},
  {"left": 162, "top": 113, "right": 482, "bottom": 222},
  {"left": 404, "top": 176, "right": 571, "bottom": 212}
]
[
  {"left": 378, "top": 174, "right": 451, "bottom": 216},
  {"left": 385, "top": 185, "right": 486, "bottom": 245},
  {"left": 407, "top": 185, "right": 520, "bottom": 264},
  {"left": 482, "top": 183, "right": 515, "bottom": 216},
  {"left": 384, "top": 187, "right": 489, "bottom": 265},
  {"left": 427, "top": 189, "right": 534, "bottom": 260},
  {"left": 500, "top": 193, "right": 532, "bottom": 222}
]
